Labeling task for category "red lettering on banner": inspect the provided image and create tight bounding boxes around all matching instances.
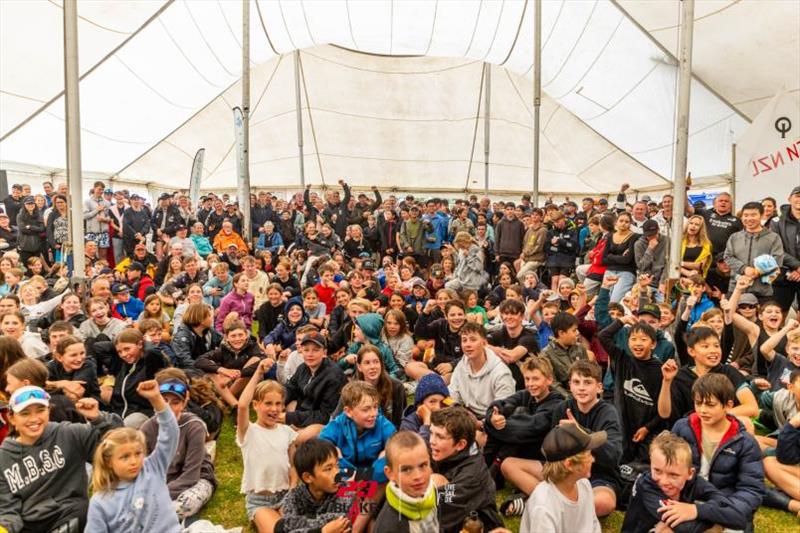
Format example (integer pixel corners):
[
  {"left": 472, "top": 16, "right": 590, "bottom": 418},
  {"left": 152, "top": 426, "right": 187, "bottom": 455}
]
[{"left": 749, "top": 139, "right": 800, "bottom": 177}]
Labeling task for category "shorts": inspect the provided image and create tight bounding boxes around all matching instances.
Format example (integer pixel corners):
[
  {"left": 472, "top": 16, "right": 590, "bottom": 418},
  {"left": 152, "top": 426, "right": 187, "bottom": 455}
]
[
  {"left": 245, "top": 491, "right": 288, "bottom": 520},
  {"left": 549, "top": 266, "right": 572, "bottom": 277},
  {"left": 590, "top": 477, "right": 620, "bottom": 498},
  {"left": 86, "top": 231, "right": 109, "bottom": 248}
]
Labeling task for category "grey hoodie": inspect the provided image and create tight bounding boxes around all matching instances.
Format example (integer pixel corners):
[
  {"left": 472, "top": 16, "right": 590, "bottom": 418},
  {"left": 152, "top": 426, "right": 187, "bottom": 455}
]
[
  {"left": 723, "top": 228, "right": 784, "bottom": 296},
  {"left": 0, "top": 412, "right": 121, "bottom": 533},
  {"left": 634, "top": 233, "right": 670, "bottom": 285},
  {"left": 449, "top": 347, "right": 515, "bottom": 418}
]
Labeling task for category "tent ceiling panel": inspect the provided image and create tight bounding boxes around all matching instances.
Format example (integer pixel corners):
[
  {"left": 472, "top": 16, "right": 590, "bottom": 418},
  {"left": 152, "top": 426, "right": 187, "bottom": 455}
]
[
  {"left": 618, "top": 0, "right": 800, "bottom": 120},
  {"left": 0, "top": 0, "right": 793, "bottom": 194}
]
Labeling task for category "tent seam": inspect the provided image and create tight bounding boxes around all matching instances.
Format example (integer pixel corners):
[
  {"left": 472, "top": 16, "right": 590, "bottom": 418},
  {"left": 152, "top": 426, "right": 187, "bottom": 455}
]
[
  {"left": 183, "top": 0, "right": 237, "bottom": 77},
  {"left": 255, "top": 0, "right": 280, "bottom": 55},
  {"left": 481, "top": 0, "right": 506, "bottom": 61},
  {"left": 499, "top": 0, "right": 528, "bottom": 66},
  {"left": 542, "top": 0, "right": 600, "bottom": 89}
]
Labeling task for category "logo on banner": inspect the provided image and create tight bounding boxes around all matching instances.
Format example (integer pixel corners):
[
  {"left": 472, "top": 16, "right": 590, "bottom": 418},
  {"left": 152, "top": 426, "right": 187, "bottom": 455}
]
[{"left": 775, "top": 117, "right": 792, "bottom": 139}]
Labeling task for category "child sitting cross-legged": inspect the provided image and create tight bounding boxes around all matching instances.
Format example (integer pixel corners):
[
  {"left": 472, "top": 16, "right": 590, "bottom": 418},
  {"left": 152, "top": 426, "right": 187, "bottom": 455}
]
[
  {"left": 374, "top": 431, "right": 440, "bottom": 532},
  {"left": 429, "top": 406, "right": 504, "bottom": 533},
  {"left": 46, "top": 334, "right": 101, "bottom": 403},
  {"left": 541, "top": 312, "right": 592, "bottom": 395},
  {"left": 762, "top": 387, "right": 800, "bottom": 518},
  {"left": 622, "top": 431, "right": 746, "bottom": 532},
  {"left": 400, "top": 372, "right": 452, "bottom": 446},
  {"left": 273, "top": 439, "right": 355, "bottom": 533},
  {"left": 319, "top": 380, "right": 395, "bottom": 531},
  {"left": 140, "top": 369, "right": 218, "bottom": 521},
  {"left": 236, "top": 359, "right": 298, "bottom": 533},
  {"left": 520, "top": 424, "right": 605, "bottom": 533},
  {"left": 86, "top": 380, "right": 181, "bottom": 533},
  {"left": 671, "top": 373, "right": 765, "bottom": 530}
]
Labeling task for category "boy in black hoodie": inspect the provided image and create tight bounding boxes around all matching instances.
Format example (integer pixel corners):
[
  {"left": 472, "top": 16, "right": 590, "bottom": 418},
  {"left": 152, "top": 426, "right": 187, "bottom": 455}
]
[
  {"left": 598, "top": 318, "right": 666, "bottom": 463},
  {"left": 622, "top": 431, "right": 745, "bottom": 532},
  {"left": 430, "top": 406, "right": 504, "bottom": 533},
  {"left": 0, "top": 386, "right": 121, "bottom": 533}
]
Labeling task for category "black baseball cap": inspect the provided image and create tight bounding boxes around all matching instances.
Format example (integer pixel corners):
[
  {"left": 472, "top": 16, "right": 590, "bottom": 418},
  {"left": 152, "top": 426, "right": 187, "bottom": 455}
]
[
  {"left": 111, "top": 283, "right": 130, "bottom": 295},
  {"left": 636, "top": 303, "right": 662, "bottom": 320},
  {"left": 642, "top": 219, "right": 659, "bottom": 237},
  {"left": 127, "top": 261, "right": 144, "bottom": 272},
  {"left": 791, "top": 186, "right": 800, "bottom": 197},
  {"left": 158, "top": 193, "right": 171, "bottom": 201},
  {"left": 300, "top": 331, "right": 327, "bottom": 349},
  {"left": 541, "top": 424, "right": 607, "bottom": 462}
]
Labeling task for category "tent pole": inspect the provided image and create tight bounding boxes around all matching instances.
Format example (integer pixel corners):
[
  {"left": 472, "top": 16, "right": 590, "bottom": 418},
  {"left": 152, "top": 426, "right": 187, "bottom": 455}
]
[
  {"left": 484, "top": 63, "right": 491, "bottom": 195},
  {"left": 241, "top": 0, "right": 252, "bottom": 242},
  {"left": 532, "top": 0, "right": 542, "bottom": 207},
  {"left": 668, "top": 0, "right": 694, "bottom": 285},
  {"left": 731, "top": 143, "right": 736, "bottom": 206},
  {"left": 295, "top": 50, "right": 305, "bottom": 189},
  {"left": 63, "top": 0, "right": 85, "bottom": 278}
]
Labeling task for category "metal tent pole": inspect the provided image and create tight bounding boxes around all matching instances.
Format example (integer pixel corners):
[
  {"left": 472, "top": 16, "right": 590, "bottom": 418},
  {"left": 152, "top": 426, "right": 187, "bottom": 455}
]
[
  {"left": 63, "top": 0, "right": 85, "bottom": 278},
  {"left": 532, "top": 0, "right": 542, "bottom": 207},
  {"left": 667, "top": 0, "right": 694, "bottom": 282},
  {"left": 295, "top": 50, "right": 305, "bottom": 188},
  {"left": 241, "top": 0, "right": 252, "bottom": 242},
  {"left": 484, "top": 63, "right": 491, "bottom": 195}
]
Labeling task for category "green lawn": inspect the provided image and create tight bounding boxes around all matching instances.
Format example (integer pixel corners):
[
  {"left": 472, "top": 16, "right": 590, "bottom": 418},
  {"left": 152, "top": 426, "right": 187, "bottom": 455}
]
[{"left": 201, "top": 420, "right": 799, "bottom": 532}]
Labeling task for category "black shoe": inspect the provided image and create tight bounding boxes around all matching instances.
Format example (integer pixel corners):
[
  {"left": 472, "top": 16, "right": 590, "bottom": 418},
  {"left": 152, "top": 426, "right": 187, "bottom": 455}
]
[
  {"left": 762, "top": 487, "right": 791, "bottom": 511},
  {"left": 499, "top": 493, "right": 525, "bottom": 517}
]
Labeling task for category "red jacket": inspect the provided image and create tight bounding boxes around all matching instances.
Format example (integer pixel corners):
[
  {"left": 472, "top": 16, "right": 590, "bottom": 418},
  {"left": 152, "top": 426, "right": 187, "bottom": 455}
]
[
  {"left": 314, "top": 283, "right": 337, "bottom": 316},
  {"left": 587, "top": 234, "right": 609, "bottom": 278}
]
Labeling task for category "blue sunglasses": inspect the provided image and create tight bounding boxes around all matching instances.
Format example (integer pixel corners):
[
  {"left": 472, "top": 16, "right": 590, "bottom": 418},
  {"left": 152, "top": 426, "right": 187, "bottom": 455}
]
[
  {"left": 159, "top": 383, "right": 188, "bottom": 396},
  {"left": 11, "top": 388, "right": 50, "bottom": 408}
]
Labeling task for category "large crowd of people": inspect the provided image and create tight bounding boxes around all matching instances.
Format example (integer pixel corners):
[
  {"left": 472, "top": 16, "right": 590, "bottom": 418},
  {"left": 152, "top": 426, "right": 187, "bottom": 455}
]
[{"left": 0, "top": 176, "right": 799, "bottom": 533}]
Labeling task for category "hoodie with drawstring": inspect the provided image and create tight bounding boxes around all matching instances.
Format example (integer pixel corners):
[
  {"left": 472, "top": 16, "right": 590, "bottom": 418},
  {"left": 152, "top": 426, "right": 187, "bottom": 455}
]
[
  {"left": 343, "top": 313, "right": 402, "bottom": 378},
  {"left": 262, "top": 298, "right": 309, "bottom": 349},
  {"left": 449, "top": 347, "right": 515, "bottom": 419}
]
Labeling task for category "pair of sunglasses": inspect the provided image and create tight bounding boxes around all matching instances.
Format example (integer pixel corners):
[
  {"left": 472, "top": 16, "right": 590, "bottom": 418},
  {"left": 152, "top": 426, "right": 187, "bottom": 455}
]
[
  {"left": 159, "top": 383, "right": 188, "bottom": 396},
  {"left": 11, "top": 388, "right": 50, "bottom": 407}
]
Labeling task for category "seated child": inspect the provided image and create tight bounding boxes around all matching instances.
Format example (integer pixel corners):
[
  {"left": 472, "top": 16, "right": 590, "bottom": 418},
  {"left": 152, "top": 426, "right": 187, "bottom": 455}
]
[
  {"left": 46, "top": 335, "right": 100, "bottom": 403},
  {"left": 44, "top": 319, "right": 77, "bottom": 359},
  {"left": 277, "top": 324, "right": 318, "bottom": 385},
  {"left": 5, "top": 357, "right": 81, "bottom": 423},
  {"left": 341, "top": 313, "right": 403, "bottom": 379},
  {"left": 756, "top": 368, "right": 800, "bottom": 450},
  {"left": 449, "top": 322, "right": 515, "bottom": 420},
  {"left": 141, "top": 369, "right": 217, "bottom": 520},
  {"left": 400, "top": 373, "right": 452, "bottom": 445},
  {"left": 759, "top": 319, "right": 800, "bottom": 391},
  {"left": 139, "top": 318, "right": 176, "bottom": 366},
  {"left": 236, "top": 359, "right": 297, "bottom": 532},
  {"left": 274, "top": 439, "right": 355, "bottom": 533},
  {"left": 763, "top": 399, "right": 800, "bottom": 517},
  {"left": 429, "top": 406, "right": 504, "bottom": 533},
  {"left": 0, "top": 386, "right": 120, "bottom": 532},
  {"left": 501, "top": 360, "right": 623, "bottom": 518},
  {"left": 284, "top": 331, "right": 347, "bottom": 428},
  {"left": 485, "top": 356, "right": 564, "bottom": 468},
  {"left": 540, "top": 312, "right": 591, "bottom": 394},
  {"left": 520, "top": 424, "right": 604, "bottom": 533},
  {"left": 194, "top": 319, "right": 268, "bottom": 411},
  {"left": 87, "top": 380, "right": 181, "bottom": 532},
  {"left": 312, "top": 263, "right": 338, "bottom": 316},
  {"left": 671, "top": 373, "right": 765, "bottom": 528},
  {"left": 302, "top": 287, "right": 327, "bottom": 329},
  {"left": 622, "top": 431, "right": 746, "bottom": 532},
  {"left": 320, "top": 381, "right": 396, "bottom": 483},
  {"left": 529, "top": 296, "right": 559, "bottom": 350},
  {"left": 375, "top": 431, "right": 439, "bottom": 532},
  {"left": 598, "top": 317, "right": 666, "bottom": 463}
]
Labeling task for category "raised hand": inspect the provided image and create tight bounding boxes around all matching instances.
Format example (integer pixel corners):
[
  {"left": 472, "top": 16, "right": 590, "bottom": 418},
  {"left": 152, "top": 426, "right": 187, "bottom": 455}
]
[
  {"left": 137, "top": 380, "right": 162, "bottom": 400},
  {"left": 75, "top": 397, "right": 100, "bottom": 420},
  {"left": 735, "top": 275, "right": 753, "bottom": 291},
  {"left": 661, "top": 359, "right": 678, "bottom": 383},
  {"left": 489, "top": 406, "right": 506, "bottom": 430},
  {"left": 559, "top": 408, "right": 578, "bottom": 427}
]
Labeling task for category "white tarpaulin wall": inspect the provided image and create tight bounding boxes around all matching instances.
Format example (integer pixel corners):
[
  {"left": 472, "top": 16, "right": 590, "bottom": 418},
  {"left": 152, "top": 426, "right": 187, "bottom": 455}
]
[{"left": 0, "top": 0, "right": 796, "bottom": 194}]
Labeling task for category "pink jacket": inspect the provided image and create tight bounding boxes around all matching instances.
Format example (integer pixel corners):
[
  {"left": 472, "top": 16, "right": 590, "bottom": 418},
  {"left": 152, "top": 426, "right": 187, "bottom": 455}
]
[{"left": 215, "top": 290, "right": 255, "bottom": 331}]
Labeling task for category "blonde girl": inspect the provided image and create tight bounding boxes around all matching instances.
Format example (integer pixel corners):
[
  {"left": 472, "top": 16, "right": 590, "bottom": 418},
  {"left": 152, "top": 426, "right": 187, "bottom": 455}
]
[
  {"left": 138, "top": 294, "right": 171, "bottom": 342},
  {"left": 163, "top": 256, "right": 184, "bottom": 286},
  {"left": 681, "top": 215, "right": 713, "bottom": 279},
  {"left": 87, "top": 380, "right": 181, "bottom": 532}
]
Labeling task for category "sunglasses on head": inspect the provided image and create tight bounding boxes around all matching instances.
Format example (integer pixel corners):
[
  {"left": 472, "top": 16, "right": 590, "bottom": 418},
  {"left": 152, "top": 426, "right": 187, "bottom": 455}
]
[
  {"left": 159, "top": 383, "right": 188, "bottom": 396},
  {"left": 11, "top": 388, "right": 50, "bottom": 408}
]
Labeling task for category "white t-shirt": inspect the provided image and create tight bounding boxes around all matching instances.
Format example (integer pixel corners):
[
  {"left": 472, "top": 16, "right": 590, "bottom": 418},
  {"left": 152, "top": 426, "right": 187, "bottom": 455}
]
[
  {"left": 520, "top": 478, "right": 601, "bottom": 533},
  {"left": 237, "top": 422, "right": 298, "bottom": 494}
]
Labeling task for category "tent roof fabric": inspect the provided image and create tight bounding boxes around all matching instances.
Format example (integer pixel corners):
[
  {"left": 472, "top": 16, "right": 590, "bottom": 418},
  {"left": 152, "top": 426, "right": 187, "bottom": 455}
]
[{"left": 0, "top": 0, "right": 796, "bottom": 194}]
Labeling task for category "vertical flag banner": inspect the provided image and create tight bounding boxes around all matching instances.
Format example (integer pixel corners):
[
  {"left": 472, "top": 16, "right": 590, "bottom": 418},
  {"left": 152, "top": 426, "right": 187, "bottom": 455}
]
[
  {"left": 189, "top": 148, "right": 204, "bottom": 208},
  {"left": 233, "top": 107, "right": 246, "bottom": 206},
  {"left": 735, "top": 90, "right": 800, "bottom": 209}
]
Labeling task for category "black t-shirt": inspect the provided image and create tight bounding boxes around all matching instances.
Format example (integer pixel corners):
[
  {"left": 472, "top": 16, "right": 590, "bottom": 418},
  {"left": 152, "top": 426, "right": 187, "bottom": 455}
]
[
  {"left": 697, "top": 208, "right": 742, "bottom": 258},
  {"left": 488, "top": 326, "right": 540, "bottom": 389},
  {"left": 767, "top": 353, "right": 800, "bottom": 390}
]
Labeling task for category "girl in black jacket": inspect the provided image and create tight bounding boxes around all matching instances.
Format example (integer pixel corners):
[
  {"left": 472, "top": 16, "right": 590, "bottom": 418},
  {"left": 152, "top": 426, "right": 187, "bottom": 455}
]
[
  {"left": 172, "top": 303, "right": 223, "bottom": 369},
  {"left": 16, "top": 197, "right": 45, "bottom": 269},
  {"left": 407, "top": 299, "right": 466, "bottom": 382}
]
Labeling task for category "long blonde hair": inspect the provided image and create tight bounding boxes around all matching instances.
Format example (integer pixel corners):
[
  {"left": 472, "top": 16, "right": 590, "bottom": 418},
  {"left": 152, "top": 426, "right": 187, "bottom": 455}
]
[
  {"left": 683, "top": 215, "right": 711, "bottom": 248},
  {"left": 91, "top": 427, "right": 146, "bottom": 493}
]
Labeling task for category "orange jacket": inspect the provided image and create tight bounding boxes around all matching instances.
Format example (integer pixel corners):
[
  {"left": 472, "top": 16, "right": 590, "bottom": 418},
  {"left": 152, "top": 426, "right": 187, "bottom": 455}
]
[{"left": 213, "top": 230, "right": 248, "bottom": 253}]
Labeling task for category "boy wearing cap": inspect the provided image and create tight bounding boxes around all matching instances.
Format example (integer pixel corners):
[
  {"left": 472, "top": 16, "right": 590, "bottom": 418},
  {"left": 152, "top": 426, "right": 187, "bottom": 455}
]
[
  {"left": 112, "top": 283, "right": 144, "bottom": 323},
  {"left": 0, "top": 386, "right": 121, "bottom": 533},
  {"left": 519, "top": 423, "right": 605, "bottom": 533},
  {"left": 283, "top": 331, "right": 347, "bottom": 429},
  {"left": 634, "top": 219, "right": 669, "bottom": 289},
  {"left": 126, "top": 261, "right": 155, "bottom": 301}
]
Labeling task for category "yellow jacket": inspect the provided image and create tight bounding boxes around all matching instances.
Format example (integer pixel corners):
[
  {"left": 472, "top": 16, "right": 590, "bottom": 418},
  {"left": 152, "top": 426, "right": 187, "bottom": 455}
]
[{"left": 680, "top": 238, "right": 712, "bottom": 277}]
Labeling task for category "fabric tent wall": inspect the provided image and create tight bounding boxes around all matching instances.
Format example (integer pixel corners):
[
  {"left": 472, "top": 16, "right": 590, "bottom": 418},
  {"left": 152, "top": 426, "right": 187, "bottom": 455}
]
[{"left": 1, "top": 1, "right": 793, "bottom": 194}]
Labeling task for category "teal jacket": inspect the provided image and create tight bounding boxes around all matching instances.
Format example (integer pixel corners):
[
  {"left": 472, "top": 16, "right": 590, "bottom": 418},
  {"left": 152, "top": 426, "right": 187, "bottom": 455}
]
[
  {"left": 190, "top": 234, "right": 213, "bottom": 257},
  {"left": 319, "top": 411, "right": 395, "bottom": 483},
  {"left": 341, "top": 313, "right": 402, "bottom": 378}
]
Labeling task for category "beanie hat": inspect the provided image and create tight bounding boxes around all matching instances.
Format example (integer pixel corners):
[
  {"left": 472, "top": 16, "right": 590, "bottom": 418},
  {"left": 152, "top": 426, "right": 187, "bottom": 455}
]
[{"left": 414, "top": 373, "right": 450, "bottom": 406}]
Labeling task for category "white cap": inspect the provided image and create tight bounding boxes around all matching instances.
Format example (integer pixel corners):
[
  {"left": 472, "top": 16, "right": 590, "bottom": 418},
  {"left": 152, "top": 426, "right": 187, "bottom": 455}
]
[{"left": 9, "top": 386, "right": 50, "bottom": 413}]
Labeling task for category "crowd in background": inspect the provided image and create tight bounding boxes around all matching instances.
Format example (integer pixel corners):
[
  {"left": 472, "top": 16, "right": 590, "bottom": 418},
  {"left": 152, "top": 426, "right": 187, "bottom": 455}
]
[{"left": 0, "top": 176, "right": 799, "bottom": 533}]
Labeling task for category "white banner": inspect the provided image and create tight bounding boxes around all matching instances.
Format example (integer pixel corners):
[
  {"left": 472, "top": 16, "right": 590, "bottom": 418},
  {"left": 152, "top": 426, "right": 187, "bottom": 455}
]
[
  {"left": 233, "top": 107, "right": 246, "bottom": 206},
  {"left": 735, "top": 90, "right": 800, "bottom": 209},
  {"left": 189, "top": 148, "right": 204, "bottom": 208}
]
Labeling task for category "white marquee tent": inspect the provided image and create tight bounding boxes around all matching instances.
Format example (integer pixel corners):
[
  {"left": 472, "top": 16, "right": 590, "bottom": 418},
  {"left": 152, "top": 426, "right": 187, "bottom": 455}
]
[{"left": 0, "top": 0, "right": 798, "bottom": 195}]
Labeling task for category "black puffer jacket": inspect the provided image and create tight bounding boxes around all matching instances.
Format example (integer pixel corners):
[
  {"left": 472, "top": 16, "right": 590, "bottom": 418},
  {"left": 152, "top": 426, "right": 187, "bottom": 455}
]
[
  {"left": 16, "top": 207, "right": 45, "bottom": 252},
  {"left": 194, "top": 336, "right": 269, "bottom": 379},
  {"left": 172, "top": 323, "right": 224, "bottom": 369},
  {"left": 772, "top": 205, "right": 800, "bottom": 273},
  {"left": 413, "top": 311, "right": 463, "bottom": 368},
  {"left": 110, "top": 343, "right": 170, "bottom": 418},
  {"left": 284, "top": 358, "right": 347, "bottom": 427}
]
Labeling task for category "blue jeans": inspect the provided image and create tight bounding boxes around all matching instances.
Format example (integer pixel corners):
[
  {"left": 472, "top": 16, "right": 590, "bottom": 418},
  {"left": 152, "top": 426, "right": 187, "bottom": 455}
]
[{"left": 606, "top": 270, "right": 636, "bottom": 303}]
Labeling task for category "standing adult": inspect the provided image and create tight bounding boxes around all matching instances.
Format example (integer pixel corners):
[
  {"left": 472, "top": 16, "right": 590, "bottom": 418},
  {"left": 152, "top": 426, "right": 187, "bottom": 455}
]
[
  {"left": 494, "top": 203, "right": 525, "bottom": 266},
  {"left": 16, "top": 196, "right": 45, "bottom": 269},
  {"left": 122, "top": 194, "right": 150, "bottom": 257},
  {"left": 770, "top": 186, "right": 800, "bottom": 312},
  {"left": 3, "top": 184, "right": 23, "bottom": 227},
  {"left": 46, "top": 194, "right": 70, "bottom": 265},
  {"left": 108, "top": 191, "right": 128, "bottom": 264},
  {"left": 83, "top": 181, "right": 111, "bottom": 258},
  {"left": 688, "top": 192, "right": 743, "bottom": 293},
  {"left": 152, "top": 193, "right": 182, "bottom": 259}
]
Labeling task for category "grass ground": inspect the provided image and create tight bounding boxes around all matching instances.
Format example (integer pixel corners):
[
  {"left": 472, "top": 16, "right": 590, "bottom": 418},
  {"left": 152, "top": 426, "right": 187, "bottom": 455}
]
[{"left": 201, "top": 420, "right": 799, "bottom": 532}]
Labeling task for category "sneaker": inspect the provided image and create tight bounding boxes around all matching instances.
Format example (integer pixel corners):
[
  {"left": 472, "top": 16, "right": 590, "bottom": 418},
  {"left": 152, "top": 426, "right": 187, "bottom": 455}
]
[{"left": 499, "top": 493, "right": 525, "bottom": 516}]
